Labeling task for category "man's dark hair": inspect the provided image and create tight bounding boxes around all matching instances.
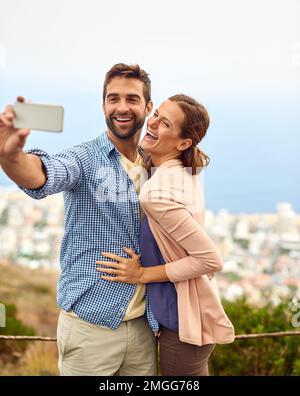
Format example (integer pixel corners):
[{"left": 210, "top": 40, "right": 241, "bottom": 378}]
[{"left": 103, "top": 63, "right": 151, "bottom": 104}]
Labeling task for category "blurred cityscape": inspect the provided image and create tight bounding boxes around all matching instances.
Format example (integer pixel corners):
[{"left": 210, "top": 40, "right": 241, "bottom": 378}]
[{"left": 0, "top": 186, "right": 300, "bottom": 306}]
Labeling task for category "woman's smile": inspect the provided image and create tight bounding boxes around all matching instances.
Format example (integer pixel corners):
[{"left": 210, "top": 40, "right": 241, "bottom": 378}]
[{"left": 144, "top": 129, "right": 158, "bottom": 141}]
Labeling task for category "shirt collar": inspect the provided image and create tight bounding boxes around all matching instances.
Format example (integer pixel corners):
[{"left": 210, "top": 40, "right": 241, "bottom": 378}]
[{"left": 97, "top": 131, "right": 117, "bottom": 159}]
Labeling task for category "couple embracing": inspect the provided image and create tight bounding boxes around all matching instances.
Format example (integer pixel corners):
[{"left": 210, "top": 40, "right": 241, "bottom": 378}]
[{"left": 0, "top": 63, "right": 234, "bottom": 376}]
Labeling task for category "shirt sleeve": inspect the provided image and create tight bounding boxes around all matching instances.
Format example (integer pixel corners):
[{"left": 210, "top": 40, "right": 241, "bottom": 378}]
[
  {"left": 19, "top": 144, "right": 92, "bottom": 199},
  {"left": 143, "top": 190, "right": 224, "bottom": 282}
]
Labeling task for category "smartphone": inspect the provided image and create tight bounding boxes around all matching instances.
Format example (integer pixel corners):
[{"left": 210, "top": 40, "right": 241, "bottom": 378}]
[{"left": 13, "top": 102, "right": 64, "bottom": 132}]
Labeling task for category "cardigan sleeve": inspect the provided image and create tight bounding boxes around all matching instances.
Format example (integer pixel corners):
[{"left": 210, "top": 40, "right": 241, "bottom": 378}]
[{"left": 142, "top": 190, "right": 224, "bottom": 282}]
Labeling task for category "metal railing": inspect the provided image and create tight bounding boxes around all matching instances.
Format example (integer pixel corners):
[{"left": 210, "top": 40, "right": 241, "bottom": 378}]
[{"left": 1, "top": 330, "right": 300, "bottom": 342}]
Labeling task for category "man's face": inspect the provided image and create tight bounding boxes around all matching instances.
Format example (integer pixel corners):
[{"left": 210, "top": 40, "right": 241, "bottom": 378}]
[{"left": 103, "top": 77, "right": 152, "bottom": 140}]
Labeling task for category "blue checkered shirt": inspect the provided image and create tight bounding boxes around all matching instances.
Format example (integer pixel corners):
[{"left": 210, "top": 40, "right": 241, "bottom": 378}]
[{"left": 20, "top": 132, "right": 159, "bottom": 331}]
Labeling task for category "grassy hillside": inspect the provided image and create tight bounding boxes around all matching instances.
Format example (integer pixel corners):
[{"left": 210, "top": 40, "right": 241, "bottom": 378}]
[{"left": 0, "top": 260, "right": 60, "bottom": 375}]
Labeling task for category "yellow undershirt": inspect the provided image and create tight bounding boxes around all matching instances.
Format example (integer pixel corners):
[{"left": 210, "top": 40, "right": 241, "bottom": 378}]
[{"left": 119, "top": 151, "right": 146, "bottom": 321}]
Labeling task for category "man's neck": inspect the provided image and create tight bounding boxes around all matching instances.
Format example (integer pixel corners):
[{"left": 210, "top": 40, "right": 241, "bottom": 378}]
[{"left": 107, "top": 130, "right": 141, "bottom": 162}]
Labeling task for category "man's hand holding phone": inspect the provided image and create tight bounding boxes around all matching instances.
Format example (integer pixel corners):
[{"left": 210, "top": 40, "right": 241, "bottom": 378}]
[
  {"left": 0, "top": 96, "right": 30, "bottom": 160},
  {"left": 0, "top": 96, "right": 63, "bottom": 189}
]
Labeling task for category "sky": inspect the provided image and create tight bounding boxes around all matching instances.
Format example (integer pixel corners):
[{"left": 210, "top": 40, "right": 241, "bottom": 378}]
[{"left": 0, "top": 0, "right": 299, "bottom": 213}]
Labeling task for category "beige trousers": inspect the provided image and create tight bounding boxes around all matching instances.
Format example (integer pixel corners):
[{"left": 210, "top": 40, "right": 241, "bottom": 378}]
[{"left": 57, "top": 310, "right": 157, "bottom": 376}]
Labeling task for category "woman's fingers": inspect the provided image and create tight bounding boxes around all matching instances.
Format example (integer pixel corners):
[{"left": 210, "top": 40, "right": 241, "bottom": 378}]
[
  {"left": 101, "top": 249, "right": 139, "bottom": 262},
  {"left": 101, "top": 252, "right": 124, "bottom": 262},
  {"left": 123, "top": 246, "right": 138, "bottom": 258},
  {"left": 96, "top": 260, "right": 120, "bottom": 268},
  {"left": 101, "top": 275, "right": 122, "bottom": 282},
  {"left": 97, "top": 267, "right": 122, "bottom": 275}
]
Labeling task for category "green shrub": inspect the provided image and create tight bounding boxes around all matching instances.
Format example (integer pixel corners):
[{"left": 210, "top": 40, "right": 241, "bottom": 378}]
[
  {"left": 0, "top": 302, "right": 36, "bottom": 361},
  {"left": 209, "top": 297, "right": 300, "bottom": 376}
]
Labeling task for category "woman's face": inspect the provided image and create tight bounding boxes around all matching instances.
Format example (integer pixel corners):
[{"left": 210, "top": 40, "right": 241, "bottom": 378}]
[{"left": 141, "top": 100, "right": 192, "bottom": 160}]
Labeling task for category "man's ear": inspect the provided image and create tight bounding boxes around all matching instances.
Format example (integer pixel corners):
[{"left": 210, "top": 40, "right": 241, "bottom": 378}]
[
  {"left": 178, "top": 139, "right": 193, "bottom": 151},
  {"left": 145, "top": 100, "right": 153, "bottom": 116}
]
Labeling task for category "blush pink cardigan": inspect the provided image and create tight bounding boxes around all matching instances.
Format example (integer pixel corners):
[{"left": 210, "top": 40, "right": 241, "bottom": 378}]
[{"left": 139, "top": 159, "right": 235, "bottom": 346}]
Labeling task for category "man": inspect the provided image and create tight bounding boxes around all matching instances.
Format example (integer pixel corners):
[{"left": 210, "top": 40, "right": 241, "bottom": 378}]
[{"left": 0, "top": 64, "right": 158, "bottom": 376}]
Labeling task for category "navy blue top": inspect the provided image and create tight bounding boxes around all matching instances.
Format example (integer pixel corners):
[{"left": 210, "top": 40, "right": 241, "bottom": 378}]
[{"left": 139, "top": 216, "right": 179, "bottom": 332}]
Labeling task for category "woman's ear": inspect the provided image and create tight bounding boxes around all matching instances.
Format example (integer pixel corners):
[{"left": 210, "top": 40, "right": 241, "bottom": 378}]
[{"left": 177, "top": 139, "right": 193, "bottom": 151}]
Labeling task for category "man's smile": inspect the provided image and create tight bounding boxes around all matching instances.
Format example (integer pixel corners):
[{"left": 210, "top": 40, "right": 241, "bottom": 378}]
[{"left": 112, "top": 116, "right": 135, "bottom": 126}]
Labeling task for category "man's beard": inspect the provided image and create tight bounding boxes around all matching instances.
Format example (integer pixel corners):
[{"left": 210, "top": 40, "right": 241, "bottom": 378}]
[{"left": 106, "top": 114, "right": 145, "bottom": 140}]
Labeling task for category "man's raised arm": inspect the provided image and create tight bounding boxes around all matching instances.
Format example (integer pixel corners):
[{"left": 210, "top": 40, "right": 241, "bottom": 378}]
[{"left": 0, "top": 96, "right": 47, "bottom": 189}]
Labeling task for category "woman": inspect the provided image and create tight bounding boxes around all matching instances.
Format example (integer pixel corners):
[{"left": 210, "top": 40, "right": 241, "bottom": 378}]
[{"left": 96, "top": 94, "right": 235, "bottom": 376}]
